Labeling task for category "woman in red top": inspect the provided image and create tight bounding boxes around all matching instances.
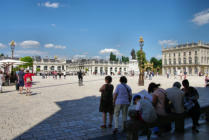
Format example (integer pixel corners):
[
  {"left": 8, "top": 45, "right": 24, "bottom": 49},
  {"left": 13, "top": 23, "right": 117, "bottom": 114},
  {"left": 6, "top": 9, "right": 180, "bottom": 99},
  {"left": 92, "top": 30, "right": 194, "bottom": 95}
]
[{"left": 24, "top": 70, "right": 35, "bottom": 96}]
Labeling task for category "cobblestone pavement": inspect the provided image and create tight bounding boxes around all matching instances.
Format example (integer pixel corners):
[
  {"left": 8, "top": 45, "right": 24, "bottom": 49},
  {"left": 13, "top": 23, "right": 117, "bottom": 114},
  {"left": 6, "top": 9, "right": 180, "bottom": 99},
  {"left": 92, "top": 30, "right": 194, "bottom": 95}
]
[{"left": 0, "top": 75, "right": 208, "bottom": 140}]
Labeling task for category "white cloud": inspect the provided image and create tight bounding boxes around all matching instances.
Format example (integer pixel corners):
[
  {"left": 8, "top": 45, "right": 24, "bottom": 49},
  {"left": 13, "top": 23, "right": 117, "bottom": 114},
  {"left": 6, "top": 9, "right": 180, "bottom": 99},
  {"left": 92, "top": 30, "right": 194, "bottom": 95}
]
[
  {"left": 158, "top": 40, "right": 178, "bottom": 46},
  {"left": 0, "top": 43, "right": 6, "bottom": 48},
  {"left": 15, "top": 50, "right": 47, "bottom": 56},
  {"left": 100, "top": 48, "right": 121, "bottom": 56},
  {"left": 51, "top": 24, "right": 56, "bottom": 27},
  {"left": 38, "top": 1, "right": 59, "bottom": 8},
  {"left": 192, "top": 9, "right": 209, "bottom": 26},
  {"left": 44, "top": 43, "right": 66, "bottom": 49},
  {"left": 19, "top": 40, "right": 40, "bottom": 48}
]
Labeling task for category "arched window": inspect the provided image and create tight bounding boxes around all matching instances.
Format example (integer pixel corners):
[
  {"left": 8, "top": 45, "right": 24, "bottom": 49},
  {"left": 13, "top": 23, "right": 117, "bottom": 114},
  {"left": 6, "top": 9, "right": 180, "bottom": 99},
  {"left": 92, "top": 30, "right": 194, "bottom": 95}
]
[
  {"left": 44, "top": 66, "right": 48, "bottom": 70},
  {"left": 50, "top": 66, "right": 54, "bottom": 71}
]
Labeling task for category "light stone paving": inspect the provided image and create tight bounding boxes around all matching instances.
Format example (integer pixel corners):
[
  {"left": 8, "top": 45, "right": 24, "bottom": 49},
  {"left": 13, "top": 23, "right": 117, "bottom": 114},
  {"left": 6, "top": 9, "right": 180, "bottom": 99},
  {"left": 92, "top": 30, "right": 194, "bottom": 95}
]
[{"left": 0, "top": 75, "right": 208, "bottom": 140}]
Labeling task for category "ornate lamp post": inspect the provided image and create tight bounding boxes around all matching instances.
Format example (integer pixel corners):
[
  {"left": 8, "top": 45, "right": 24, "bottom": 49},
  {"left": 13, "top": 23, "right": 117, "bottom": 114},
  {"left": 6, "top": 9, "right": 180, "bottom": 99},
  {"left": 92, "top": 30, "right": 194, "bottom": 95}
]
[
  {"left": 138, "top": 36, "right": 144, "bottom": 86},
  {"left": 9, "top": 40, "right": 16, "bottom": 83},
  {"left": 10, "top": 40, "right": 15, "bottom": 59}
]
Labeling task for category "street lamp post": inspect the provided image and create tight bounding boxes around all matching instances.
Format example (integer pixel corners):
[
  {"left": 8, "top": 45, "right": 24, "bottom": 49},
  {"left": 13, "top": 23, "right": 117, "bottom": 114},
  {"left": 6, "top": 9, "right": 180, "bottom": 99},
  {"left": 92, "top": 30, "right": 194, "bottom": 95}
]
[
  {"left": 10, "top": 40, "right": 15, "bottom": 59},
  {"left": 10, "top": 40, "right": 16, "bottom": 83},
  {"left": 138, "top": 36, "right": 144, "bottom": 86}
]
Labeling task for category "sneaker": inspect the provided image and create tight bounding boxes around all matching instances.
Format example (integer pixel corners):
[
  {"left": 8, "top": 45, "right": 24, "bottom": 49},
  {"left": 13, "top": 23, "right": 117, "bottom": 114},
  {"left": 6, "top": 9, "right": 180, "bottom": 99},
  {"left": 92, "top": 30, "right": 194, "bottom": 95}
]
[
  {"left": 192, "top": 126, "right": 199, "bottom": 133},
  {"left": 100, "top": 125, "right": 106, "bottom": 129},
  {"left": 113, "top": 128, "right": 118, "bottom": 135},
  {"left": 108, "top": 124, "right": 112, "bottom": 128}
]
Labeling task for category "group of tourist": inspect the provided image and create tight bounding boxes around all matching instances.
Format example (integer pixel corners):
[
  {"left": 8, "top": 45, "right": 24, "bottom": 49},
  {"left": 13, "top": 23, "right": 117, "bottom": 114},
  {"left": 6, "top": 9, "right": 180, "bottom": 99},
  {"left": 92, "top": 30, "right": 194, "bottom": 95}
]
[
  {"left": 16, "top": 68, "right": 34, "bottom": 96},
  {"left": 41, "top": 71, "right": 67, "bottom": 79},
  {"left": 99, "top": 76, "right": 201, "bottom": 135}
]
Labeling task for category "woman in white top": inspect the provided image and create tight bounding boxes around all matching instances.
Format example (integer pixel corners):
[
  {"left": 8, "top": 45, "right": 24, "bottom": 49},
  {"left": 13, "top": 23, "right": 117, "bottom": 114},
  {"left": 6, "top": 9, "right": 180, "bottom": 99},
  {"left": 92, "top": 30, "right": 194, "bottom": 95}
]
[
  {"left": 133, "top": 95, "right": 157, "bottom": 123},
  {"left": 0, "top": 70, "right": 4, "bottom": 93}
]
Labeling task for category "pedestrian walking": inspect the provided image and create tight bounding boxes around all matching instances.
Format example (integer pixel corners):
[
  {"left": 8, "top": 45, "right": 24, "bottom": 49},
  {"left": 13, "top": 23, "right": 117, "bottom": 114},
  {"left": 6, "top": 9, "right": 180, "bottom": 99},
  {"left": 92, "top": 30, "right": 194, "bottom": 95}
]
[
  {"left": 113, "top": 76, "right": 132, "bottom": 134},
  {"left": 24, "top": 70, "right": 35, "bottom": 96},
  {"left": 78, "top": 70, "right": 83, "bottom": 86},
  {"left": 63, "top": 71, "right": 66, "bottom": 79},
  {"left": 0, "top": 70, "right": 4, "bottom": 93},
  {"left": 99, "top": 76, "right": 114, "bottom": 129},
  {"left": 17, "top": 68, "right": 25, "bottom": 94}
]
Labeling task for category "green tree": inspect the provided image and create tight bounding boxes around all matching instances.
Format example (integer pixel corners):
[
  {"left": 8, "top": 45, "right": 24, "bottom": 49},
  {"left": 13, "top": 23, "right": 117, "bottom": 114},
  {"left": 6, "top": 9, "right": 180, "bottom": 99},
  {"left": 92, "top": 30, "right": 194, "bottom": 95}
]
[
  {"left": 150, "top": 57, "right": 162, "bottom": 69},
  {"left": 109, "top": 52, "right": 118, "bottom": 61},
  {"left": 150, "top": 57, "right": 159, "bottom": 68},
  {"left": 137, "top": 50, "right": 147, "bottom": 69},
  {"left": 130, "top": 49, "right": 136, "bottom": 59},
  {"left": 122, "top": 56, "right": 129, "bottom": 63},
  {"left": 20, "top": 56, "right": 33, "bottom": 69},
  {"left": 36, "top": 68, "right": 40, "bottom": 72},
  {"left": 0, "top": 53, "right": 4, "bottom": 57}
]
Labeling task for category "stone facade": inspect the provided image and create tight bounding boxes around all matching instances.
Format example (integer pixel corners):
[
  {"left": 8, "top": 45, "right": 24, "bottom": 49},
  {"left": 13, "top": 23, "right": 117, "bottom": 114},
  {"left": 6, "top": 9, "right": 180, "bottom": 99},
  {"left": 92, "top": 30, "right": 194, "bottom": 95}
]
[
  {"left": 33, "top": 58, "right": 139, "bottom": 75},
  {"left": 162, "top": 41, "right": 209, "bottom": 75},
  {"left": 66, "top": 59, "right": 130, "bottom": 75},
  {"left": 33, "top": 58, "right": 67, "bottom": 73}
]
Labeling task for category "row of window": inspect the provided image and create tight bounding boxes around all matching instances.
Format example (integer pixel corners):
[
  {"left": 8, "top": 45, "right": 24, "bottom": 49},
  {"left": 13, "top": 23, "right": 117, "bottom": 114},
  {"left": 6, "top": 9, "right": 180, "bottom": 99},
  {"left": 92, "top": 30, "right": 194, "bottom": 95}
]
[
  {"left": 164, "top": 51, "right": 198, "bottom": 58},
  {"left": 94, "top": 67, "right": 126, "bottom": 72},
  {"left": 164, "top": 57, "right": 199, "bottom": 65},
  {"left": 36, "top": 66, "right": 64, "bottom": 71},
  {"left": 165, "top": 67, "right": 199, "bottom": 74}
]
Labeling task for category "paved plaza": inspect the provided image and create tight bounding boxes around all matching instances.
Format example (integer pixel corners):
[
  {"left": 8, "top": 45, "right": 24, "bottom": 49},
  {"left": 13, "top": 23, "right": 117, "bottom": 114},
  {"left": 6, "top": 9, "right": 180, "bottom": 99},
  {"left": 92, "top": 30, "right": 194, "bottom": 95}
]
[{"left": 0, "top": 75, "right": 209, "bottom": 140}]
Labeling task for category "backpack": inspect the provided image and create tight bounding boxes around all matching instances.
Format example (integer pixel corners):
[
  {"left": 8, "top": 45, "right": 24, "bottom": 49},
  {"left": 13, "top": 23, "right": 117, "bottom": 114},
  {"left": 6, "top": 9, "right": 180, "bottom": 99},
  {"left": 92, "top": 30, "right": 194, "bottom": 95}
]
[
  {"left": 26, "top": 77, "right": 31, "bottom": 83},
  {"left": 164, "top": 93, "right": 173, "bottom": 113}
]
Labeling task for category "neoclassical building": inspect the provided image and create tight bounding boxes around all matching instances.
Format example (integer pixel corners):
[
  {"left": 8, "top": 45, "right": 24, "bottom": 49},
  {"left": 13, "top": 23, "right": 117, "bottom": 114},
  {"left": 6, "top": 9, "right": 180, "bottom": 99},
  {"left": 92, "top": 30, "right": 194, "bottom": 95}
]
[
  {"left": 33, "top": 56, "right": 139, "bottom": 75},
  {"left": 162, "top": 41, "right": 209, "bottom": 75},
  {"left": 66, "top": 59, "right": 138, "bottom": 75},
  {"left": 33, "top": 56, "right": 68, "bottom": 73}
]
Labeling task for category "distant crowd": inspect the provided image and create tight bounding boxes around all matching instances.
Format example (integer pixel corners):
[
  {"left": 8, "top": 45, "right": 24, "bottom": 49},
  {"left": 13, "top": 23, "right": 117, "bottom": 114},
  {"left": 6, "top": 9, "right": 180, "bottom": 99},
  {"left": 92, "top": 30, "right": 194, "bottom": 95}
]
[{"left": 99, "top": 75, "right": 207, "bottom": 135}]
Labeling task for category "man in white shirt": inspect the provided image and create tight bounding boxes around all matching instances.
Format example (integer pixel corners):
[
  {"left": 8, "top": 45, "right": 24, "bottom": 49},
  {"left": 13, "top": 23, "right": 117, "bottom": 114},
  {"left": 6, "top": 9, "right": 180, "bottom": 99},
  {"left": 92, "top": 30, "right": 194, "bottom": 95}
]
[{"left": 166, "top": 82, "right": 184, "bottom": 114}]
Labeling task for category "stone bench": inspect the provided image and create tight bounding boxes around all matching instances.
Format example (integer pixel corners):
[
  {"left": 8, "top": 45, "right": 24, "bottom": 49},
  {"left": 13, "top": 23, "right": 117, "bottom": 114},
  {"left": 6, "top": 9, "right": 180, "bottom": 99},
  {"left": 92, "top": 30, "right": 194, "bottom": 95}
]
[{"left": 125, "top": 104, "right": 209, "bottom": 140}]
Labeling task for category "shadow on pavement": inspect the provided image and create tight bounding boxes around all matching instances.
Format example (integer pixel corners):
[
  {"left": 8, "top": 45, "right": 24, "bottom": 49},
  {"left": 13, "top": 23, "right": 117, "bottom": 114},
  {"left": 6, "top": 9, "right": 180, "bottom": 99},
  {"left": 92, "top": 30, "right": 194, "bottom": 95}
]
[
  {"left": 14, "top": 95, "right": 118, "bottom": 140},
  {"left": 13, "top": 87, "right": 209, "bottom": 140}
]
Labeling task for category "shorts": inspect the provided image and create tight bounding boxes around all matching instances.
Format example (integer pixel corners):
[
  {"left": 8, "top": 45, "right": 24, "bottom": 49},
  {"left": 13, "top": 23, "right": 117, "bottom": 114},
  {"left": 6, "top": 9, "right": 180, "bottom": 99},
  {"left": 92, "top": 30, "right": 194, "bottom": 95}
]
[{"left": 19, "top": 80, "right": 24, "bottom": 87}]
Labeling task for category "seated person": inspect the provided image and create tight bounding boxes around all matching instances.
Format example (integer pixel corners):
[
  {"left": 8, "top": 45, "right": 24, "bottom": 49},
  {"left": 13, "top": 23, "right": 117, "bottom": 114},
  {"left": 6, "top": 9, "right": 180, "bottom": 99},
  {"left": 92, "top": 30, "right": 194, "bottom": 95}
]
[
  {"left": 133, "top": 95, "right": 157, "bottom": 123},
  {"left": 166, "top": 82, "right": 184, "bottom": 114},
  {"left": 136, "top": 89, "right": 152, "bottom": 102}
]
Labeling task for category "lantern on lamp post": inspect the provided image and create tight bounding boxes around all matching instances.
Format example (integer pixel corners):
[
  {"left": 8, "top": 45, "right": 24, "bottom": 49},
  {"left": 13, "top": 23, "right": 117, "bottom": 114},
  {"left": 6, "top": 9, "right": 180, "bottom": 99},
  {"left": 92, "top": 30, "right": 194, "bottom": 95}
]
[
  {"left": 10, "top": 40, "right": 15, "bottom": 59},
  {"left": 138, "top": 36, "right": 144, "bottom": 86}
]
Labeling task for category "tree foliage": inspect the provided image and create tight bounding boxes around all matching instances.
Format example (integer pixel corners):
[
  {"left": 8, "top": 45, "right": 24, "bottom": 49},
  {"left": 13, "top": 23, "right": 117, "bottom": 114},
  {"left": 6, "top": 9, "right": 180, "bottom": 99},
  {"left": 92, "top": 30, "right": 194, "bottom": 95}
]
[
  {"left": 121, "top": 56, "right": 129, "bottom": 63},
  {"left": 0, "top": 53, "right": 4, "bottom": 57},
  {"left": 20, "top": 56, "right": 33, "bottom": 68},
  {"left": 137, "top": 50, "right": 147, "bottom": 69},
  {"left": 109, "top": 52, "right": 118, "bottom": 61},
  {"left": 150, "top": 57, "right": 162, "bottom": 68},
  {"left": 130, "top": 49, "right": 136, "bottom": 59}
]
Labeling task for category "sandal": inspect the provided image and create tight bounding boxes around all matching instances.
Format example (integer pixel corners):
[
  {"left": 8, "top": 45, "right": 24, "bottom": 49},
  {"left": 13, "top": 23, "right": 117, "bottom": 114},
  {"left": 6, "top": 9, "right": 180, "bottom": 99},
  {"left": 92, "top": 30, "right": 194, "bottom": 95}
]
[
  {"left": 100, "top": 125, "right": 106, "bottom": 129},
  {"left": 113, "top": 128, "right": 118, "bottom": 135}
]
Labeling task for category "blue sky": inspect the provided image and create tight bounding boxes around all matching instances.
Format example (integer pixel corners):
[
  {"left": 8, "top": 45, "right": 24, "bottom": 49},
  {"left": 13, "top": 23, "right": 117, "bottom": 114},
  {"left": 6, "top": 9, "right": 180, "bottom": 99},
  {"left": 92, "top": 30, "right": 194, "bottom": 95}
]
[{"left": 0, "top": 0, "right": 209, "bottom": 60}]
